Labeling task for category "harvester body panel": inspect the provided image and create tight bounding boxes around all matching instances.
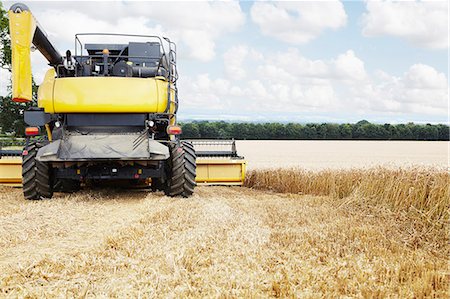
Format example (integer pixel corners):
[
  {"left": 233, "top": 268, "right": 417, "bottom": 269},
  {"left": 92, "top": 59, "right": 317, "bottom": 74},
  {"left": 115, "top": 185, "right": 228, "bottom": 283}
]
[{"left": 39, "top": 76, "right": 171, "bottom": 114}]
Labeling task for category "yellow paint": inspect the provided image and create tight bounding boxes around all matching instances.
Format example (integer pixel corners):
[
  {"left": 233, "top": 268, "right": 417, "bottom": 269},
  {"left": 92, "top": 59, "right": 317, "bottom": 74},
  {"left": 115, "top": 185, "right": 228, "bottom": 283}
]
[
  {"left": 0, "top": 158, "right": 22, "bottom": 186},
  {"left": 8, "top": 10, "right": 36, "bottom": 102},
  {"left": 196, "top": 159, "right": 246, "bottom": 185},
  {"left": 39, "top": 76, "right": 169, "bottom": 113},
  {"left": 0, "top": 158, "right": 247, "bottom": 187},
  {"left": 37, "top": 68, "right": 56, "bottom": 110},
  {"left": 45, "top": 124, "right": 52, "bottom": 141}
]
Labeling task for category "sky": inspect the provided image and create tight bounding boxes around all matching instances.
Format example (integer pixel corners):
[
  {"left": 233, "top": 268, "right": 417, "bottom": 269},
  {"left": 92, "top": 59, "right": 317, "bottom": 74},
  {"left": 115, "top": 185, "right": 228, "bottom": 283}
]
[{"left": 0, "top": 0, "right": 448, "bottom": 124}]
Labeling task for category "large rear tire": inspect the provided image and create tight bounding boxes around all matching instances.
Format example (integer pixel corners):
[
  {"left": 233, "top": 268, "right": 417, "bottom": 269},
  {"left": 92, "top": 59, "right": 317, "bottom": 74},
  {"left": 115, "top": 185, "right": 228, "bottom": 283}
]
[
  {"left": 181, "top": 141, "right": 196, "bottom": 197},
  {"left": 164, "top": 141, "right": 185, "bottom": 197},
  {"left": 22, "top": 142, "right": 53, "bottom": 200}
]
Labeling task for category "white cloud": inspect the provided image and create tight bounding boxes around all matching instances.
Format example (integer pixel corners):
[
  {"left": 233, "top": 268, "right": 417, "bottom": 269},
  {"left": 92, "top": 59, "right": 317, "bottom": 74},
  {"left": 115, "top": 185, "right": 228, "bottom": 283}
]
[
  {"left": 250, "top": 1, "right": 347, "bottom": 44},
  {"left": 223, "top": 46, "right": 264, "bottom": 80},
  {"left": 2, "top": 1, "right": 446, "bottom": 123},
  {"left": 223, "top": 46, "right": 249, "bottom": 80},
  {"left": 350, "top": 64, "right": 448, "bottom": 115},
  {"left": 258, "top": 48, "right": 366, "bottom": 82},
  {"left": 403, "top": 64, "right": 447, "bottom": 90},
  {"left": 179, "top": 74, "right": 233, "bottom": 110},
  {"left": 21, "top": 1, "right": 245, "bottom": 62},
  {"left": 333, "top": 50, "right": 367, "bottom": 82},
  {"left": 181, "top": 47, "right": 448, "bottom": 119},
  {"left": 183, "top": 49, "right": 368, "bottom": 113},
  {"left": 0, "top": 68, "right": 11, "bottom": 97},
  {"left": 362, "top": 1, "right": 449, "bottom": 49}
]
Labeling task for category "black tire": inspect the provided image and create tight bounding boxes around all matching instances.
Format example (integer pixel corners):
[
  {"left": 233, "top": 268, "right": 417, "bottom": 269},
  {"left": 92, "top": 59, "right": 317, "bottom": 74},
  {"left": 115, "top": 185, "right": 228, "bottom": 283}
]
[
  {"left": 22, "top": 142, "right": 53, "bottom": 200},
  {"left": 181, "top": 141, "right": 196, "bottom": 197},
  {"left": 53, "top": 179, "right": 81, "bottom": 193},
  {"left": 164, "top": 141, "right": 185, "bottom": 197}
]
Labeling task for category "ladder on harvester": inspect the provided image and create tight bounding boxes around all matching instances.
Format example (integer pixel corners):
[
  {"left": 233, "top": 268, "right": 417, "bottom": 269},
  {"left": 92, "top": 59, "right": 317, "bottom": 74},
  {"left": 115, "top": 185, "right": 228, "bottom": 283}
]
[
  {"left": 190, "top": 139, "right": 246, "bottom": 185},
  {"left": 164, "top": 37, "right": 179, "bottom": 123}
]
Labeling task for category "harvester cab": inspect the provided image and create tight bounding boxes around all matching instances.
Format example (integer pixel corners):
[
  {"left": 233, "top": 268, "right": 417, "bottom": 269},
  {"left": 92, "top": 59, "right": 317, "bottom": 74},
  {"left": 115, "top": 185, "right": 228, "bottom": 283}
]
[{"left": 0, "top": 3, "right": 246, "bottom": 198}]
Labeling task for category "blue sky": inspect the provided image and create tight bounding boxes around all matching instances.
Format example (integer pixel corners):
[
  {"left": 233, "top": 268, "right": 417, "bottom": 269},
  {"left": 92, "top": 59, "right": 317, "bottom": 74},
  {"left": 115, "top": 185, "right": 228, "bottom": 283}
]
[{"left": 1, "top": 1, "right": 448, "bottom": 124}]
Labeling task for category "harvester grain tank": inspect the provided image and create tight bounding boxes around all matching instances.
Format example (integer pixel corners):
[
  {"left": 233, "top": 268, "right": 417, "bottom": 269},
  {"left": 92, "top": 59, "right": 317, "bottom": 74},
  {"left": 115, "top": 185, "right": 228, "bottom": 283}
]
[{"left": 0, "top": 3, "right": 246, "bottom": 195}]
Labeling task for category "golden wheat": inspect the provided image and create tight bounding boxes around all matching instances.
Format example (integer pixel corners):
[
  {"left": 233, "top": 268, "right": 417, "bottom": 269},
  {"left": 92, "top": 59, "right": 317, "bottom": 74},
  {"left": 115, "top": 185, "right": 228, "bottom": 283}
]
[
  {"left": 245, "top": 167, "right": 449, "bottom": 222},
  {"left": 245, "top": 167, "right": 450, "bottom": 257},
  {"left": 0, "top": 168, "right": 448, "bottom": 297}
]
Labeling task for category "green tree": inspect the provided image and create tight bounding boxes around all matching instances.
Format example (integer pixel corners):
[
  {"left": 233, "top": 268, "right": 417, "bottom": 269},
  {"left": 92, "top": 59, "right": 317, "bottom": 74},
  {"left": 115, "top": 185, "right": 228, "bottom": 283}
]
[
  {"left": 325, "top": 123, "right": 340, "bottom": 139},
  {"left": 285, "top": 123, "right": 302, "bottom": 139},
  {"left": 0, "top": 2, "right": 11, "bottom": 69},
  {"left": 436, "top": 124, "right": 449, "bottom": 141},
  {"left": 303, "top": 124, "right": 317, "bottom": 139},
  {"left": 181, "top": 122, "right": 200, "bottom": 138},
  {"left": 394, "top": 124, "right": 412, "bottom": 140},
  {"left": 339, "top": 124, "right": 352, "bottom": 139},
  {"left": 177, "top": 121, "right": 448, "bottom": 141}
]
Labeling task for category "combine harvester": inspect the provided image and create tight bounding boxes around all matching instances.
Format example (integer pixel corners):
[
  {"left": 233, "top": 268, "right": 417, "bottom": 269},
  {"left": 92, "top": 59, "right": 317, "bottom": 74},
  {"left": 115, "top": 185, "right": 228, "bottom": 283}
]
[{"left": 0, "top": 3, "right": 246, "bottom": 197}]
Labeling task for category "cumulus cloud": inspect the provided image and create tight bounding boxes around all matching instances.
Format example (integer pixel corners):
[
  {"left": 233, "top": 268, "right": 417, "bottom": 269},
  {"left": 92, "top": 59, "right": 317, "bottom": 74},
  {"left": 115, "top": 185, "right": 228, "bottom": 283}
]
[
  {"left": 181, "top": 47, "right": 448, "bottom": 118},
  {"left": 223, "top": 46, "right": 249, "bottom": 80},
  {"left": 20, "top": 1, "right": 245, "bottom": 62},
  {"left": 362, "top": 1, "right": 449, "bottom": 49},
  {"left": 2, "top": 1, "right": 446, "bottom": 122},
  {"left": 223, "top": 46, "right": 263, "bottom": 80},
  {"left": 183, "top": 49, "right": 367, "bottom": 113},
  {"left": 403, "top": 64, "right": 448, "bottom": 90},
  {"left": 333, "top": 50, "right": 367, "bottom": 82},
  {"left": 258, "top": 48, "right": 367, "bottom": 82},
  {"left": 350, "top": 64, "right": 448, "bottom": 115},
  {"left": 250, "top": 1, "right": 347, "bottom": 44},
  {"left": 0, "top": 68, "right": 11, "bottom": 97}
]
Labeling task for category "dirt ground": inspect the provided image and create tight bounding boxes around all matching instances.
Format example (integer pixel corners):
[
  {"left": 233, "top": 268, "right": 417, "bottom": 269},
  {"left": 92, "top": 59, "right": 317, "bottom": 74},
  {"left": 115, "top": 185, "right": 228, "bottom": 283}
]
[{"left": 0, "top": 186, "right": 447, "bottom": 297}]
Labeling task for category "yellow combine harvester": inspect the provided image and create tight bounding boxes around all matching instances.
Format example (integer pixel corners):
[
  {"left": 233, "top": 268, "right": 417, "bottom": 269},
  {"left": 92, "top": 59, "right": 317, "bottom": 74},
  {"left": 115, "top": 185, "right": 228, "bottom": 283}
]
[{"left": 0, "top": 3, "right": 246, "bottom": 197}]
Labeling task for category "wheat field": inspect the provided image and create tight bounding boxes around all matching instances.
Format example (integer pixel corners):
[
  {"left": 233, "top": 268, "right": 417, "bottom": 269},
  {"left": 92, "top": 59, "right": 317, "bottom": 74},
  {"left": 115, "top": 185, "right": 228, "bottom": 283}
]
[{"left": 0, "top": 167, "right": 448, "bottom": 298}]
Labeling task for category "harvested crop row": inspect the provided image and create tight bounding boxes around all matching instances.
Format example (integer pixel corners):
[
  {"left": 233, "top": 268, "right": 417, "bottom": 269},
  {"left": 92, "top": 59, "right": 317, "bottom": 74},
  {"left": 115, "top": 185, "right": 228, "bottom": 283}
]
[{"left": 0, "top": 184, "right": 448, "bottom": 297}]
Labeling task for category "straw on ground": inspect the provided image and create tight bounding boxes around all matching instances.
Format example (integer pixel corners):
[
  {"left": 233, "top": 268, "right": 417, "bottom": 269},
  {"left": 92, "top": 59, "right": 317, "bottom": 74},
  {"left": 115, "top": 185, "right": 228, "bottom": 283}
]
[{"left": 0, "top": 167, "right": 448, "bottom": 297}]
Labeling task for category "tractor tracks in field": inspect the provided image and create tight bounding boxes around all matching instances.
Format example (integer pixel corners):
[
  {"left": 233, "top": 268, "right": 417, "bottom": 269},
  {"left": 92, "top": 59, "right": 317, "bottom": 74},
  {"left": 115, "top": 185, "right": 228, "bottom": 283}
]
[
  {"left": 0, "top": 188, "right": 150, "bottom": 268},
  {"left": 0, "top": 186, "right": 282, "bottom": 295},
  {"left": 0, "top": 186, "right": 448, "bottom": 297},
  {"left": 0, "top": 187, "right": 273, "bottom": 271}
]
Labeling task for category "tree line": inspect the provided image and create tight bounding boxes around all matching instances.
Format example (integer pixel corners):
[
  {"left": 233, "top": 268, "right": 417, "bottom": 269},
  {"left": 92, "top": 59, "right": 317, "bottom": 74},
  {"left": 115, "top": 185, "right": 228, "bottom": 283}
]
[{"left": 180, "top": 120, "right": 449, "bottom": 141}]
